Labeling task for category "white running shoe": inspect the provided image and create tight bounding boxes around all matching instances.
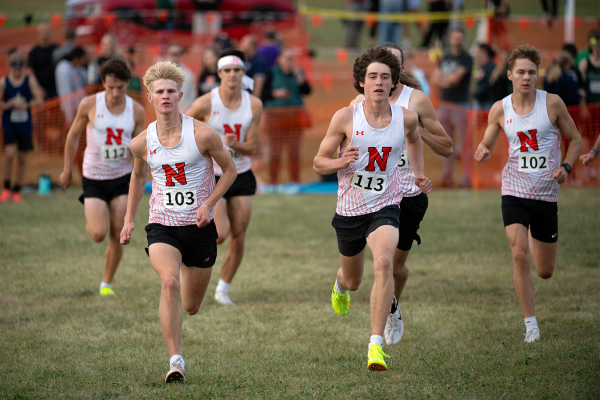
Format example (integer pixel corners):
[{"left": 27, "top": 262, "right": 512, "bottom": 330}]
[
  {"left": 524, "top": 327, "right": 540, "bottom": 343},
  {"left": 215, "top": 291, "right": 235, "bottom": 306},
  {"left": 165, "top": 356, "right": 185, "bottom": 383},
  {"left": 384, "top": 300, "right": 404, "bottom": 346}
]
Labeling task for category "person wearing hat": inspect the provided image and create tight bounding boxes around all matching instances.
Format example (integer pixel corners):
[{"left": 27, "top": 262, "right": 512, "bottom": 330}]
[{"left": 0, "top": 52, "right": 44, "bottom": 203}]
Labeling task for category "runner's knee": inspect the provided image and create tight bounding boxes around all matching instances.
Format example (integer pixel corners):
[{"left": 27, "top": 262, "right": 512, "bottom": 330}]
[
  {"left": 512, "top": 250, "right": 530, "bottom": 269},
  {"left": 537, "top": 267, "right": 554, "bottom": 279},
  {"left": 345, "top": 277, "right": 362, "bottom": 291},
  {"left": 88, "top": 228, "right": 107, "bottom": 243},
  {"left": 183, "top": 301, "right": 201, "bottom": 315},
  {"left": 162, "top": 275, "right": 180, "bottom": 295},
  {"left": 373, "top": 255, "right": 393, "bottom": 274}
]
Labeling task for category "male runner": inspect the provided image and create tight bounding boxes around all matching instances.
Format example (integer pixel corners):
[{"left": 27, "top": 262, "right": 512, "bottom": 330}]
[
  {"left": 60, "top": 58, "right": 146, "bottom": 295},
  {"left": 313, "top": 47, "right": 432, "bottom": 371},
  {"left": 474, "top": 45, "right": 582, "bottom": 342},
  {"left": 186, "top": 49, "right": 263, "bottom": 306},
  {"left": 350, "top": 43, "right": 453, "bottom": 346},
  {"left": 120, "top": 61, "right": 236, "bottom": 382}
]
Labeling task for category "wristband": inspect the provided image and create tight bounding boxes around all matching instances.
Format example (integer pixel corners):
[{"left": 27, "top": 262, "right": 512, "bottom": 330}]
[
  {"left": 201, "top": 203, "right": 212, "bottom": 213},
  {"left": 560, "top": 163, "right": 571, "bottom": 175},
  {"left": 590, "top": 149, "right": 598, "bottom": 159}
]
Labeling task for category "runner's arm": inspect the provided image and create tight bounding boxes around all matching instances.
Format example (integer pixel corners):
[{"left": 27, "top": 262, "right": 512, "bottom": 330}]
[
  {"left": 132, "top": 101, "right": 147, "bottom": 138},
  {"left": 226, "top": 96, "right": 262, "bottom": 156},
  {"left": 474, "top": 100, "right": 503, "bottom": 162},
  {"left": 121, "top": 133, "right": 149, "bottom": 245},
  {"left": 185, "top": 93, "right": 211, "bottom": 123},
  {"left": 549, "top": 94, "right": 582, "bottom": 184},
  {"left": 404, "top": 108, "right": 431, "bottom": 193},
  {"left": 313, "top": 108, "right": 357, "bottom": 175},
  {"left": 59, "top": 96, "right": 93, "bottom": 188},
  {"left": 196, "top": 122, "right": 237, "bottom": 228},
  {"left": 412, "top": 91, "right": 453, "bottom": 157}
]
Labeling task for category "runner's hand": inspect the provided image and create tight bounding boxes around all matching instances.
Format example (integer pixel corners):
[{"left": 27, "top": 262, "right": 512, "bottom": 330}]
[
  {"left": 580, "top": 152, "right": 595, "bottom": 166},
  {"left": 223, "top": 133, "right": 237, "bottom": 147},
  {"left": 120, "top": 221, "right": 135, "bottom": 245},
  {"left": 196, "top": 204, "right": 211, "bottom": 228},
  {"left": 474, "top": 143, "right": 490, "bottom": 162},
  {"left": 415, "top": 176, "right": 432, "bottom": 194},
  {"left": 59, "top": 171, "right": 72, "bottom": 188},
  {"left": 338, "top": 145, "right": 359, "bottom": 169},
  {"left": 552, "top": 167, "right": 568, "bottom": 184}
]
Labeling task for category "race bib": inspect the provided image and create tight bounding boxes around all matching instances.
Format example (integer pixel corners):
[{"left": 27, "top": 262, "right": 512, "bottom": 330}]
[
  {"left": 590, "top": 80, "right": 600, "bottom": 94},
  {"left": 351, "top": 171, "right": 387, "bottom": 193},
  {"left": 397, "top": 151, "right": 409, "bottom": 170},
  {"left": 163, "top": 188, "right": 197, "bottom": 209},
  {"left": 518, "top": 153, "right": 549, "bottom": 172},
  {"left": 10, "top": 109, "right": 28, "bottom": 123},
  {"left": 227, "top": 146, "right": 242, "bottom": 161},
  {"left": 101, "top": 145, "right": 128, "bottom": 161}
]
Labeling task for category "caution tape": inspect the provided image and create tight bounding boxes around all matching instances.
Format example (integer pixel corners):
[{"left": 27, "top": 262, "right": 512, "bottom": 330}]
[{"left": 299, "top": 6, "right": 492, "bottom": 23}]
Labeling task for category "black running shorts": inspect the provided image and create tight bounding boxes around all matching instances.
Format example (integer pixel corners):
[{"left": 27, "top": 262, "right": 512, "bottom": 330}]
[
  {"left": 215, "top": 169, "right": 257, "bottom": 199},
  {"left": 397, "top": 193, "right": 429, "bottom": 251},
  {"left": 332, "top": 204, "right": 400, "bottom": 257},
  {"left": 3, "top": 130, "right": 33, "bottom": 152},
  {"left": 145, "top": 222, "right": 218, "bottom": 268},
  {"left": 79, "top": 173, "right": 131, "bottom": 204},
  {"left": 501, "top": 195, "right": 558, "bottom": 243}
]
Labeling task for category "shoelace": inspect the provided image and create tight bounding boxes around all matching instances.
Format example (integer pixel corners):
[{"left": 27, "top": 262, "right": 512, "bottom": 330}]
[
  {"left": 524, "top": 328, "right": 539, "bottom": 342},
  {"left": 171, "top": 358, "right": 184, "bottom": 371},
  {"left": 370, "top": 346, "right": 390, "bottom": 360}
]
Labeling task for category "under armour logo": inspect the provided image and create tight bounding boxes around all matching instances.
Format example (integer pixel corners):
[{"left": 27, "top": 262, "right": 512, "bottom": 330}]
[
  {"left": 213, "top": 111, "right": 220, "bottom": 115},
  {"left": 356, "top": 131, "right": 364, "bottom": 136},
  {"left": 97, "top": 114, "right": 103, "bottom": 119},
  {"left": 506, "top": 119, "right": 512, "bottom": 124},
  {"left": 149, "top": 149, "right": 157, "bottom": 155}
]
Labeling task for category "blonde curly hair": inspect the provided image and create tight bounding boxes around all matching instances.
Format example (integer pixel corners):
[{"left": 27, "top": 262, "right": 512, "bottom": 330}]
[{"left": 143, "top": 61, "right": 185, "bottom": 92}]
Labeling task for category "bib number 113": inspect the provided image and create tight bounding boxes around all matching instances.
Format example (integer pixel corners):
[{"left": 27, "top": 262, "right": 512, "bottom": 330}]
[{"left": 351, "top": 171, "right": 387, "bottom": 193}]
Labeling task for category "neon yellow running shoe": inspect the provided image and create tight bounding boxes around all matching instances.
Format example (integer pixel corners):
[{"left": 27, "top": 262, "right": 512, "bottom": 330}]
[
  {"left": 331, "top": 283, "right": 350, "bottom": 315},
  {"left": 99, "top": 287, "right": 116, "bottom": 296},
  {"left": 367, "top": 344, "right": 390, "bottom": 371}
]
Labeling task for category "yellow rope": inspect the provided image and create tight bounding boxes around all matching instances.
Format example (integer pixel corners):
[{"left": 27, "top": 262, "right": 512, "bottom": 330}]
[{"left": 299, "top": 6, "right": 492, "bottom": 23}]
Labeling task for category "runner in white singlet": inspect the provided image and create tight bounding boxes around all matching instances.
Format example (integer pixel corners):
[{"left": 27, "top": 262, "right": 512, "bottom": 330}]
[
  {"left": 349, "top": 43, "right": 453, "bottom": 346},
  {"left": 60, "top": 59, "right": 146, "bottom": 296},
  {"left": 314, "top": 47, "right": 432, "bottom": 372},
  {"left": 120, "top": 61, "right": 237, "bottom": 383},
  {"left": 186, "top": 49, "right": 263, "bottom": 306},
  {"left": 474, "top": 45, "right": 582, "bottom": 343}
]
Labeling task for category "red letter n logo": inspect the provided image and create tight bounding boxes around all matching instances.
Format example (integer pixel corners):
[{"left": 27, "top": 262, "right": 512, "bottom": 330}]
[
  {"left": 223, "top": 124, "right": 242, "bottom": 140},
  {"left": 365, "top": 147, "right": 392, "bottom": 172},
  {"left": 517, "top": 129, "right": 539, "bottom": 152},
  {"left": 105, "top": 128, "right": 123, "bottom": 145},
  {"left": 162, "top": 163, "right": 187, "bottom": 187}
]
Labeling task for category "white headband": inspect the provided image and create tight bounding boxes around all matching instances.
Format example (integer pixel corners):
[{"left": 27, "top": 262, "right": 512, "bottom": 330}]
[
  {"left": 217, "top": 55, "right": 245, "bottom": 71},
  {"left": 217, "top": 55, "right": 254, "bottom": 91}
]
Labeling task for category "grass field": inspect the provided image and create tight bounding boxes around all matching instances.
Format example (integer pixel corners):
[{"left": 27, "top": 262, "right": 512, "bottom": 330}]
[{"left": 0, "top": 188, "right": 599, "bottom": 399}]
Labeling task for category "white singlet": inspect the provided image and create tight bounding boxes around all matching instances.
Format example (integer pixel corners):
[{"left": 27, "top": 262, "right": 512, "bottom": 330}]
[
  {"left": 336, "top": 102, "right": 405, "bottom": 217},
  {"left": 82, "top": 91, "right": 135, "bottom": 180},
  {"left": 206, "top": 87, "right": 253, "bottom": 176},
  {"left": 147, "top": 114, "right": 215, "bottom": 226},
  {"left": 394, "top": 86, "right": 422, "bottom": 197},
  {"left": 501, "top": 90, "right": 561, "bottom": 202}
]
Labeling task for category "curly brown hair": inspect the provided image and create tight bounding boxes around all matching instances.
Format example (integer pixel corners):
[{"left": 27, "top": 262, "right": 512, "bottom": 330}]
[
  {"left": 353, "top": 46, "right": 401, "bottom": 95},
  {"left": 507, "top": 45, "right": 541, "bottom": 71}
]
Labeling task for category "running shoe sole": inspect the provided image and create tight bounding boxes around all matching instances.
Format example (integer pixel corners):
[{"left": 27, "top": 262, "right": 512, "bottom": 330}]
[{"left": 165, "top": 369, "right": 184, "bottom": 383}]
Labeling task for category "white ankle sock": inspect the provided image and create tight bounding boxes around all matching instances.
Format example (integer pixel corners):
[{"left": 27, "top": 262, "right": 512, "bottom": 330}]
[
  {"left": 170, "top": 355, "right": 184, "bottom": 369},
  {"left": 216, "top": 278, "right": 230, "bottom": 293},
  {"left": 369, "top": 335, "right": 383, "bottom": 348},
  {"left": 524, "top": 316, "right": 538, "bottom": 332},
  {"left": 100, "top": 281, "right": 112, "bottom": 289},
  {"left": 335, "top": 280, "right": 347, "bottom": 295}
]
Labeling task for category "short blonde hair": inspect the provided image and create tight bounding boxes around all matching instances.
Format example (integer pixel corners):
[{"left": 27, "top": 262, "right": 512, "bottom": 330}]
[
  {"left": 508, "top": 45, "right": 541, "bottom": 71},
  {"left": 143, "top": 61, "right": 185, "bottom": 92}
]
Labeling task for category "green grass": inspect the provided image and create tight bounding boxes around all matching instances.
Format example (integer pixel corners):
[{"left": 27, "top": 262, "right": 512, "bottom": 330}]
[{"left": 0, "top": 188, "right": 599, "bottom": 399}]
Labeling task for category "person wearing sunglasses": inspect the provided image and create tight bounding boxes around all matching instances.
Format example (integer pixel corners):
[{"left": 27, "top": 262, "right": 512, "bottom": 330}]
[{"left": 0, "top": 52, "right": 44, "bottom": 203}]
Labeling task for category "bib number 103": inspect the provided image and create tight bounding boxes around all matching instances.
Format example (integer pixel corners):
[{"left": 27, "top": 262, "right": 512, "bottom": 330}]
[
  {"left": 351, "top": 171, "right": 387, "bottom": 193},
  {"left": 163, "top": 188, "right": 197, "bottom": 209},
  {"left": 101, "top": 145, "right": 127, "bottom": 161},
  {"left": 518, "top": 153, "right": 548, "bottom": 172}
]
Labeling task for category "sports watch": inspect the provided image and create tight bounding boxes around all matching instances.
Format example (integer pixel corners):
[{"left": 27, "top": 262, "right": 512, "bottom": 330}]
[{"left": 560, "top": 163, "right": 571, "bottom": 175}]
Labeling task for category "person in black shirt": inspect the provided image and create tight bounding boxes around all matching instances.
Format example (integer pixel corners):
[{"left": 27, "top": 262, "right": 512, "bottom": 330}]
[
  {"left": 198, "top": 46, "right": 220, "bottom": 96},
  {"left": 474, "top": 43, "right": 496, "bottom": 110},
  {"left": 543, "top": 51, "right": 581, "bottom": 107},
  {"left": 431, "top": 27, "right": 473, "bottom": 187},
  {"left": 27, "top": 23, "right": 58, "bottom": 99}
]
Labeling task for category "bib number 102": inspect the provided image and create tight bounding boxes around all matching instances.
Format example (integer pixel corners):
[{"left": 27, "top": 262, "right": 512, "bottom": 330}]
[
  {"left": 163, "top": 188, "right": 197, "bottom": 209},
  {"left": 351, "top": 171, "right": 387, "bottom": 193},
  {"left": 518, "top": 153, "right": 548, "bottom": 172}
]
